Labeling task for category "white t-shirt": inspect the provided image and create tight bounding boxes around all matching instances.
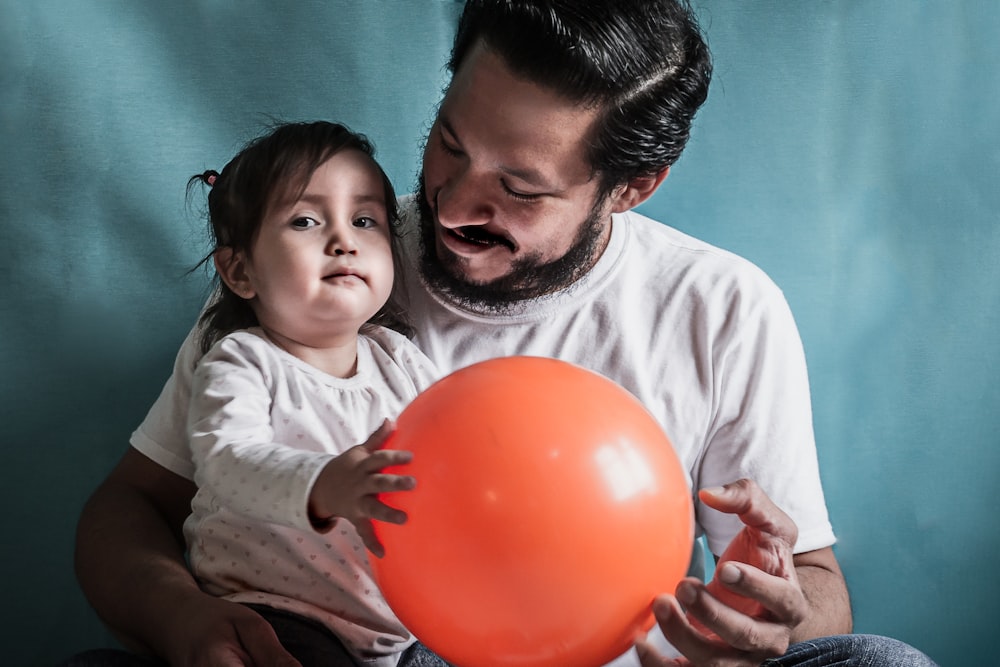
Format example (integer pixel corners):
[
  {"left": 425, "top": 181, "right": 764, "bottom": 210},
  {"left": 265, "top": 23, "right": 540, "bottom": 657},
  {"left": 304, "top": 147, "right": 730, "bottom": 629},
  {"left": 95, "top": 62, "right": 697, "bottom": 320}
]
[
  {"left": 133, "top": 199, "right": 834, "bottom": 664},
  {"left": 391, "top": 200, "right": 833, "bottom": 556},
  {"left": 183, "top": 326, "right": 439, "bottom": 665}
]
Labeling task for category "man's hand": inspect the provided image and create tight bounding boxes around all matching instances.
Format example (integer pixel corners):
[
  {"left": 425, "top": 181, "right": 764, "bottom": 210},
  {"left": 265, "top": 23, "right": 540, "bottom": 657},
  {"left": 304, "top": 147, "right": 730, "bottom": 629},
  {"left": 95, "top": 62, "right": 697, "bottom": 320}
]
[
  {"left": 636, "top": 479, "right": 850, "bottom": 666},
  {"left": 75, "top": 448, "right": 302, "bottom": 666},
  {"left": 308, "top": 419, "right": 416, "bottom": 557},
  {"left": 160, "top": 594, "right": 301, "bottom": 667}
]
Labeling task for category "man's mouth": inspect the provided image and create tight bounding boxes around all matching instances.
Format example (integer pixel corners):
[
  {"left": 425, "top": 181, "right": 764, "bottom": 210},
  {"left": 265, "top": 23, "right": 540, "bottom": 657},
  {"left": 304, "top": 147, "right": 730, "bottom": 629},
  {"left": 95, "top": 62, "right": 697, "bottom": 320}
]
[{"left": 447, "top": 225, "right": 515, "bottom": 252}]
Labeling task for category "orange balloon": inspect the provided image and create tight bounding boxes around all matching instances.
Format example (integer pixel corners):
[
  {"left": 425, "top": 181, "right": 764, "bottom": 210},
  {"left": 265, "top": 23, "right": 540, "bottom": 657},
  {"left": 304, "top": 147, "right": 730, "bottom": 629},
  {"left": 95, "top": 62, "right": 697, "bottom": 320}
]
[{"left": 374, "top": 356, "right": 693, "bottom": 667}]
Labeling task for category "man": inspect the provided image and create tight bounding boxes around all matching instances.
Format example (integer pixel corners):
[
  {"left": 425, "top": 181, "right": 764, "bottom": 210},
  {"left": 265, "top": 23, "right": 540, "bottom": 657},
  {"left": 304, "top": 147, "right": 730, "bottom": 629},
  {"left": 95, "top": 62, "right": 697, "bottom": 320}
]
[{"left": 73, "top": 1, "right": 936, "bottom": 666}]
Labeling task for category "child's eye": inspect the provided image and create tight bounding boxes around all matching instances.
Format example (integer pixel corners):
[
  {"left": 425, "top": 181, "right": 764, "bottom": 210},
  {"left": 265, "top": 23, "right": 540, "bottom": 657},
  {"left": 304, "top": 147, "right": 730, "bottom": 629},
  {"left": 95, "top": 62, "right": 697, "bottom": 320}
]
[
  {"left": 353, "top": 216, "right": 377, "bottom": 229},
  {"left": 291, "top": 217, "right": 319, "bottom": 229}
]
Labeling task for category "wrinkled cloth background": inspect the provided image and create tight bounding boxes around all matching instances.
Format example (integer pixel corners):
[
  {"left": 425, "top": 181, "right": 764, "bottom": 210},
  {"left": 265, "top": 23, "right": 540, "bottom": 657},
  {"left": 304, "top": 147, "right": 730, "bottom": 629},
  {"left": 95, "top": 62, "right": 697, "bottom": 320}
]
[{"left": 2, "top": 2, "right": 996, "bottom": 665}]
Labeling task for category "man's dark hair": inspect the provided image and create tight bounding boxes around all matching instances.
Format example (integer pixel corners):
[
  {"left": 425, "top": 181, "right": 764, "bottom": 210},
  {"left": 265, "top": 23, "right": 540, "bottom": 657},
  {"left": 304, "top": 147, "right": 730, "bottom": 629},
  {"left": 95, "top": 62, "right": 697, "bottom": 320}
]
[{"left": 450, "top": 0, "right": 712, "bottom": 197}]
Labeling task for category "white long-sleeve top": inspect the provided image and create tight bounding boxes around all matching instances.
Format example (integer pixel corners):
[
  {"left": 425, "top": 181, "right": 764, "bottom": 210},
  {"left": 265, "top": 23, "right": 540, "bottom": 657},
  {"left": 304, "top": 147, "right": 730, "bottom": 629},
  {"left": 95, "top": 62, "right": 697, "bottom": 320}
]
[{"left": 184, "top": 326, "right": 439, "bottom": 665}]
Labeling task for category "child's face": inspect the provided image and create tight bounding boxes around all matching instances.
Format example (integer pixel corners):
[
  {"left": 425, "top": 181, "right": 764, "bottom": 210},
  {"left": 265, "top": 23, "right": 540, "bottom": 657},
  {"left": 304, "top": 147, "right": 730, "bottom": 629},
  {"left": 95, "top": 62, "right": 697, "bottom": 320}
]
[{"left": 240, "top": 149, "right": 394, "bottom": 345}]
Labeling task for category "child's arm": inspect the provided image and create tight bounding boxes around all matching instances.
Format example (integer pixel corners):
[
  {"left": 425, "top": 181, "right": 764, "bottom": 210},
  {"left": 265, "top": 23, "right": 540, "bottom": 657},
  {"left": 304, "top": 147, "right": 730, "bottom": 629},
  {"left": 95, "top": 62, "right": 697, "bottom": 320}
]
[
  {"left": 188, "top": 334, "right": 416, "bottom": 550},
  {"left": 188, "top": 341, "right": 325, "bottom": 530},
  {"left": 307, "top": 419, "right": 415, "bottom": 557}
]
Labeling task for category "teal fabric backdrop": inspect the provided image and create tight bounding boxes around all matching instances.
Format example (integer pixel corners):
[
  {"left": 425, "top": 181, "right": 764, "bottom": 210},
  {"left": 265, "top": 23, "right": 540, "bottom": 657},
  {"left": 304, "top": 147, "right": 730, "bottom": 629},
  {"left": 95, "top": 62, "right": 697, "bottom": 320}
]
[{"left": 2, "top": 2, "right": 996, "bottom": 665}]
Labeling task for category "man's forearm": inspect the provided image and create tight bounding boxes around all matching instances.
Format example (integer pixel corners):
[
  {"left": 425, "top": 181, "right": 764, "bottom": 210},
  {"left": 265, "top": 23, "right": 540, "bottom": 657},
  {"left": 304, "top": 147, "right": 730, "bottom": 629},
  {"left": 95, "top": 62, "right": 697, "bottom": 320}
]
[
  {"left": 74, "top": 449, "right": 198, "bottom": 655},
  {"left": 792, "top": 551, "right": 853, "bottom": 642}
]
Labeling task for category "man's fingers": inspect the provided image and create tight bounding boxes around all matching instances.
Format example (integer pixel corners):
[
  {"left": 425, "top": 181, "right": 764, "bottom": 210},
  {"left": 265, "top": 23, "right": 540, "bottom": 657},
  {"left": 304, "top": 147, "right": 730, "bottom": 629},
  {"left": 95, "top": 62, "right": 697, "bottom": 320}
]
[
  {"left": 650, "top": 592, "right": 731, "bottom": 664},
  {"left": 715, "top": 563, "right": 807, "bottom": 625},
  {"left": 190, "top": 647, "right": 253, "bottom": 667},
  {"left": 232, "top": 614, "right": 302, "bottom": 667},
  {"left": 699, "top": 479, "right": 797, "bottom": 543},
  {"left": 634, "top": 637, "right": 682, "bottom": 667},
  {"left": 677, "top": 578, "right": 788, "bottom": 656}
]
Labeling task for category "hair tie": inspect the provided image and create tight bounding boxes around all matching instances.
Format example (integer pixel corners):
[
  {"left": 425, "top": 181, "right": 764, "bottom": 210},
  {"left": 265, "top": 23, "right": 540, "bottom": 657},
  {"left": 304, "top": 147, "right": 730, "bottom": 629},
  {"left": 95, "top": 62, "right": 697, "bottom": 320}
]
[{"left": 204, "top": 170, "right": 219, "bottom": 187}]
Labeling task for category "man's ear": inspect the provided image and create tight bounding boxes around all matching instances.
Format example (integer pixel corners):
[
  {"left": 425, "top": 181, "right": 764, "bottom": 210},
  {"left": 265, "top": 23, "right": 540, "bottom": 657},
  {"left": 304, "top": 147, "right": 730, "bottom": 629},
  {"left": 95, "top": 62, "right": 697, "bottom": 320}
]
[
  {"left": 213, "top": 247, "right": 256, "bottom": 299},
  {"left": 608, "top": 167, "right": 670, "bottom": 213}
]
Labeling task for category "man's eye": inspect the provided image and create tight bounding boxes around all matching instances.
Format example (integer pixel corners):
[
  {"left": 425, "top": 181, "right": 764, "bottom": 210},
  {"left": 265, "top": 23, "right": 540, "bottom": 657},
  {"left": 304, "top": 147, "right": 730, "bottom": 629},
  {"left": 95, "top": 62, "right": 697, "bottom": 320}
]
[
  {"left": 353, "top": 216, "right": 377, "bottom": 229},
  {"left": 502, "top": 182, "right": 540, "bottom": 203},
  {"left": 439, "top": 132, "right": 462, "bottom": 157},
  {"left": 291, "top": 217, "right": 319, "bottom": 229}
]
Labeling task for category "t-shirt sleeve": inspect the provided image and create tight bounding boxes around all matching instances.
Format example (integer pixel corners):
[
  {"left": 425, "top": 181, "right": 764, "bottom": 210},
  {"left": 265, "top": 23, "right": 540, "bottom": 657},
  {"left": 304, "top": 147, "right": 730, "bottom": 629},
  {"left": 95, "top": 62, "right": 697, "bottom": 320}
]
[
  {"left": 129, "top": 322, "right": 202, "bottom": 480},
  {"left": 696, "top": 273, "right": 835, "bottom": 556}
]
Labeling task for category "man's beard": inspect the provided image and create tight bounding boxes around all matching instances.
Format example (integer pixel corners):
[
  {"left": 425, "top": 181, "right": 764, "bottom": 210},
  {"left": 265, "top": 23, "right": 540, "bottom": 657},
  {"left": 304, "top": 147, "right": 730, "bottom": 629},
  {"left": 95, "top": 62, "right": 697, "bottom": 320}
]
[{"left": 415, "top": 174, "right": 607, "bottom": 312}]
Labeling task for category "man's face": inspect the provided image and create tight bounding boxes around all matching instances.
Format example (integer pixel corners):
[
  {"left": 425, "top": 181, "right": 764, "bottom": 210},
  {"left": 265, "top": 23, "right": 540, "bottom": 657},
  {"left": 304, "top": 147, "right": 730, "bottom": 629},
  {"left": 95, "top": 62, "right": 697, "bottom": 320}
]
[{"left": 418, "top": 41, "right": 612, "bottom": 308}]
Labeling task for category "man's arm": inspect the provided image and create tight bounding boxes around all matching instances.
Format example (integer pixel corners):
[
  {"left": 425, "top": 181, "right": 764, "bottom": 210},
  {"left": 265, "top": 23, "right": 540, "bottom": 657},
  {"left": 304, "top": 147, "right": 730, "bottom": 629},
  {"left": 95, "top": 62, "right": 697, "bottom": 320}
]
[
  {"left": 788, "top": 545, "right": 852, "bottom": 641},
  {"left": 74, "top": 448, "right": 300, "bottom": 667},
  {"left": 636, "top": 479, "right": 851, "bottom": 667},
  {"left": 75, "top": 448, "right": 198, "bottom": 655}
]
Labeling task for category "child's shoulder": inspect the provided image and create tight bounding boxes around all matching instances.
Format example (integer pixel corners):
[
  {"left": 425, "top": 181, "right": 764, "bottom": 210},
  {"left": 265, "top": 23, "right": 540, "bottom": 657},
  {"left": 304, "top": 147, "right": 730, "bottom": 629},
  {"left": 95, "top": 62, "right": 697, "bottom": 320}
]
[
  {"left": 361, "top": 324, "right": 424, "bottom": 358},
  {"left": 361, "top": 325, "right": 441, "bottom": 388},
  {"left": 200, "top": 327, "right": 274, "bottom": 363}
]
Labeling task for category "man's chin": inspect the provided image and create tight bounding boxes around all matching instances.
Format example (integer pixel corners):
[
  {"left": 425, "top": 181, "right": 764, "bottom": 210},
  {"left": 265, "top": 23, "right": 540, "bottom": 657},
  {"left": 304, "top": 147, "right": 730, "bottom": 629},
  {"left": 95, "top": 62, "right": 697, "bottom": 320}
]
[
  {"left": 414, "top": 175, "right": 600, "bottom": 310},
  {"left": 435, "top": 239, "right": 511, "bottom": 285},
  {"left": 420, "top": 229, "right": 525, "bottom": 311}
]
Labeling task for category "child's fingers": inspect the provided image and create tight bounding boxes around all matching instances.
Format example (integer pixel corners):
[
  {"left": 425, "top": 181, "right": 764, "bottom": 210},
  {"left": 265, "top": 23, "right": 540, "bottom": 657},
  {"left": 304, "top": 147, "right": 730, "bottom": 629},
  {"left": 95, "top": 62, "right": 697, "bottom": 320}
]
[
  {"left": 353, "top": 520, "right": 385, "bottom": 558},
  {"left": 364, "top": 448, "right": 413, "bottom": 470},
  {"left": 363, "top": 496, "right": 409, "bottom": 525},
  {"left": 369, "top": 472, "right": 416, "bottom": 493},
  {"left": 361, "top": 418, "right": 397, "bottom": 451}
]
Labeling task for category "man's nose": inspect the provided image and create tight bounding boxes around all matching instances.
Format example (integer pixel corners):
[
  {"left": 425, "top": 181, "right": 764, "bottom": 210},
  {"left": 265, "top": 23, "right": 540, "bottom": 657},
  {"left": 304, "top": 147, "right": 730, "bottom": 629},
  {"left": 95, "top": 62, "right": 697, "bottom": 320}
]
[{"left": 436, "top": 167, "right": 492, "bottom": 229}]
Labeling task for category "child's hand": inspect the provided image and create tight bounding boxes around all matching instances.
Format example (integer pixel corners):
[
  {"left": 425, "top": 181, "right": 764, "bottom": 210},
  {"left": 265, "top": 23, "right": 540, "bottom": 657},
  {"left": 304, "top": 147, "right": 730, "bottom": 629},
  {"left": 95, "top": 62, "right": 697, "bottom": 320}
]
[{"left": 307, "top": 418, "right": 415, "bottom": 557}]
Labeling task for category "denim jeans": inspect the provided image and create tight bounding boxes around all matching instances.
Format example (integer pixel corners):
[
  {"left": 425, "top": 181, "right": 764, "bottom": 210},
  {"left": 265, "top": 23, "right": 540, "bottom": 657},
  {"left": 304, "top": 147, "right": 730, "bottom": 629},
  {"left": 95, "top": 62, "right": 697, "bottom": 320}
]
[
  {"left": 764, "top": 634, "right": 939, "bottom": 666},
  {"left": 58, "top": 621, "right": 937, "bottom": 667}
]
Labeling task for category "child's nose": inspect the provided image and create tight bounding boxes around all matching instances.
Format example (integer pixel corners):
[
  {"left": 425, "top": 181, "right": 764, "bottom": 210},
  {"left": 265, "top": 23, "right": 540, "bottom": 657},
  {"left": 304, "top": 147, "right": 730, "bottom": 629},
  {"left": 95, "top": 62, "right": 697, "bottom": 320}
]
[{"left": 328, "top": 225, "right": 358, "bottom": 255}]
